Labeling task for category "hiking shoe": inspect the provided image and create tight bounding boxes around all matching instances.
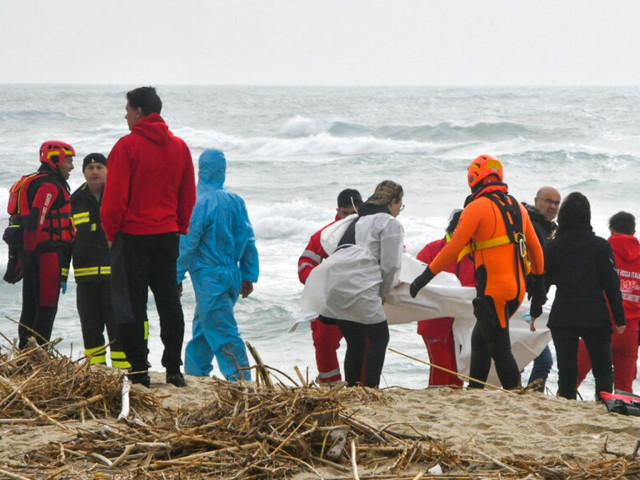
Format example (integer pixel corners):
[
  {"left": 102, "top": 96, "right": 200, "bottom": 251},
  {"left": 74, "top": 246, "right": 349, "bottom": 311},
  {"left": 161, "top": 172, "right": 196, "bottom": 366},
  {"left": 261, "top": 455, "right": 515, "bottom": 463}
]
[
  {"left": 166, "top": 372, "right": 187, "bottom": 387},
  {"left": 129, "top": 372, "right": 151, "bottom": 388}
]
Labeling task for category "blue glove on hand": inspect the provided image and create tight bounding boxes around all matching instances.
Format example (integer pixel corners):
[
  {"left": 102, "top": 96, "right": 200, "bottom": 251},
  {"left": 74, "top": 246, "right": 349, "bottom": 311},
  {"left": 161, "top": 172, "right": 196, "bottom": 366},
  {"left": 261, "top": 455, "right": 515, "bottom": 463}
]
[
  {"left": 409, "top": 265, "right": 435, "bottom": 298},
  {"left": 60, "top": 281, "right": 67, "bottom": 295}
]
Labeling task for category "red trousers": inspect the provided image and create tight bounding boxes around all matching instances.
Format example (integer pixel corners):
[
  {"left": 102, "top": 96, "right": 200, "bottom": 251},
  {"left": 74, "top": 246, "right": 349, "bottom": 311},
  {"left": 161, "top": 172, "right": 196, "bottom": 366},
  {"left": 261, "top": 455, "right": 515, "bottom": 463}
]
[
  {"left": 312, "top": 318, "right": 370, "bottom": 384},
  {"left": 18, "top": 251, "right": 61, "bottom": 348},
  {"left": 576, "top": 318, "right": 640, "bottom": 393},
  {"left": 417, "top": 317, "right": 463, "bottom": 387},
  {"left": 311, "top": 318, "right": 343, "bottom": 383}
]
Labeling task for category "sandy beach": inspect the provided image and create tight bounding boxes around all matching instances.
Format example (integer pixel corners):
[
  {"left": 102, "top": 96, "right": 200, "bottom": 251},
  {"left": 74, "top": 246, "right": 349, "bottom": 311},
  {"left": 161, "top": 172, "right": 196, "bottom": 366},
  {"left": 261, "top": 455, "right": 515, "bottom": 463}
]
[
  {"left": 349, "top": 387, "right": 640, "bottom": 460},
  {"left": 2, "top": 366, "right": 640, "bottom": 479}
]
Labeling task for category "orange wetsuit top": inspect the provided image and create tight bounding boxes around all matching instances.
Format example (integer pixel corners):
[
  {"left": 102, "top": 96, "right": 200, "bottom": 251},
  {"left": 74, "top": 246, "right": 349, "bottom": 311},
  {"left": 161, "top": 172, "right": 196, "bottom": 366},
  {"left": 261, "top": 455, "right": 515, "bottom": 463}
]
[{"left": 429, "top": 185, "right": 544, "bottom": 328}]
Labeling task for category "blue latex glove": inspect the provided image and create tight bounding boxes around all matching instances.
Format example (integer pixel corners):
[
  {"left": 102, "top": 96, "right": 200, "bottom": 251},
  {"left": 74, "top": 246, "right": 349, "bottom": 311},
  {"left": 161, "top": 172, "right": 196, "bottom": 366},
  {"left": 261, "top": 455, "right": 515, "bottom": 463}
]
[{"left": 60, "top": 281, "right": 67, "bottom": 295}]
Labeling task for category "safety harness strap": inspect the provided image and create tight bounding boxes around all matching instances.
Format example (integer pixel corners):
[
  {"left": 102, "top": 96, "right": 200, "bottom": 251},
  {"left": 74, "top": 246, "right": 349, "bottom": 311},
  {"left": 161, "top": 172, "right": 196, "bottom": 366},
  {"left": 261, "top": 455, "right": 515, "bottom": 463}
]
[
  {"left": 457, "top": 235, "right": 512, "bottom": 262},
  {"left": 459, "top": 191, "right": 531, "bottom": 278}
]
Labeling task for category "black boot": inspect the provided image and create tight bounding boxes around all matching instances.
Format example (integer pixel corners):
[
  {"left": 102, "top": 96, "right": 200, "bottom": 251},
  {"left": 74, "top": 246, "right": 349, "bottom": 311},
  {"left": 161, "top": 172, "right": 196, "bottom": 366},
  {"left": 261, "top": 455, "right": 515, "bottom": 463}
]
[
  {"left": 128, "top": 371, "right": 151, "bottom": 388},
  {"left": 166, "top": 371, "right": 187, "bottom": 387}
]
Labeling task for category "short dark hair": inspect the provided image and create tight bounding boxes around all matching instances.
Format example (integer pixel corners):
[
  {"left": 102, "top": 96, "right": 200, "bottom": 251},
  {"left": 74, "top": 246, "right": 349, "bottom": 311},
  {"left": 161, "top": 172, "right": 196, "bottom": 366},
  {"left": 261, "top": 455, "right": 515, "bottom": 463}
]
[
  {"left": 609, "top": 211, "right": 635, "bottom": 235},
  {"left": 337, "top": 189, "right": 362, "bottom": 209},
  {"left": 446, "top": 209, "right": 463, "bottom": 235},
  {"left": 557, "top": 192, "right": 591, "bottom": 234},
  {"left": 126, "top": 86, "right": 162, "bottom": 116}
]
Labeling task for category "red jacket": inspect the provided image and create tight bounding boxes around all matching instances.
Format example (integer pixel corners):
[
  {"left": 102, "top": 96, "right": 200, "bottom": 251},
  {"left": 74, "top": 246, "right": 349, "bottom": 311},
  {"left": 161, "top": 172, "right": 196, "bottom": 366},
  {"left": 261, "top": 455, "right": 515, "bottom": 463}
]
[
  {"left": 417, "top": 237, "right": 476, "bottom": 287},
  {"left": 416, "top": 236, "right": 476, "bottom": 338},
  {"left": 298, "top": 214, "right": 339, "bottom": 284},
  {"left": 609, "top": 233, "right": 640, "bottom": 321},
  {"left": 101, "top": 113, "right": 196, "bottom": 241},
  {"left": 22, "top": 172, "right": 74, "bottom": 252}
]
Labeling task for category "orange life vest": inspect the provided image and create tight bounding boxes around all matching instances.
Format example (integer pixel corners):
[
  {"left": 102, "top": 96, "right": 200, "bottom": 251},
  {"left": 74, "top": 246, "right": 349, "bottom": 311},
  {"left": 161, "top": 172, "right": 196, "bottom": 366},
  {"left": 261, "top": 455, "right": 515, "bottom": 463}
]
[{"left": 6, "top": 172, "right": 75, "bottom": 247}]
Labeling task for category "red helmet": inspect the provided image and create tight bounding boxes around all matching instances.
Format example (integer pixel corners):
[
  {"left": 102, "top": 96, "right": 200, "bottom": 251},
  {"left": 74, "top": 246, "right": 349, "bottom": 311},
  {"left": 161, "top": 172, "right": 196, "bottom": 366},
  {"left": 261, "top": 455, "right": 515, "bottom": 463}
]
[
  {"left": 467, "top": 154, "right": 503, "bottom": 189},
  {"left": 39, "top": 140, "right": 75, "bottom": 170}
]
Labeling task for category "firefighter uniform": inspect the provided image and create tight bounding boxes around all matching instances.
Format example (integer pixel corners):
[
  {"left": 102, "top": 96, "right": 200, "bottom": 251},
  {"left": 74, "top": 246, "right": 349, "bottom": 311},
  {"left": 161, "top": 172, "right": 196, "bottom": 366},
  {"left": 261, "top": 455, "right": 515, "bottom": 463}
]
[{"left": 61, "top": 182, "right": 129, "bottom": 368}]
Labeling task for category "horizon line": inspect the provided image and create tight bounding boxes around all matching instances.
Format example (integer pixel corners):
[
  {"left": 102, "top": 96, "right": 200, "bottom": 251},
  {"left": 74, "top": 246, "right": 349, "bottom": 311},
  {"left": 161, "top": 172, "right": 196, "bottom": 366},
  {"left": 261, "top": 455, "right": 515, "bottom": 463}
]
[{"left": 2, "top": 82, "right": 639, "bottom": 88}]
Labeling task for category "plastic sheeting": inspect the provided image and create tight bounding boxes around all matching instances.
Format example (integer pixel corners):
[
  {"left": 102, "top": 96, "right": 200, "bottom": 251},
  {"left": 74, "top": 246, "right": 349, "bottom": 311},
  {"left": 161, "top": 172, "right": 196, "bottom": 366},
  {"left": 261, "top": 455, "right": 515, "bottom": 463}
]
[{"left": 296, "top": 252, "right": 551, "bottom": 387}]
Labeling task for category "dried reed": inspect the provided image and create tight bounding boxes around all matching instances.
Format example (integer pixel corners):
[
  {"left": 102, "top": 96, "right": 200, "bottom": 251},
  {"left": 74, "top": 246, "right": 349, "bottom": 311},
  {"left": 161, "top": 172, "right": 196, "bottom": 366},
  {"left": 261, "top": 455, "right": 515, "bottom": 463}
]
[{"left": 1, "top": 341, "right": 640, "bottom": 479}]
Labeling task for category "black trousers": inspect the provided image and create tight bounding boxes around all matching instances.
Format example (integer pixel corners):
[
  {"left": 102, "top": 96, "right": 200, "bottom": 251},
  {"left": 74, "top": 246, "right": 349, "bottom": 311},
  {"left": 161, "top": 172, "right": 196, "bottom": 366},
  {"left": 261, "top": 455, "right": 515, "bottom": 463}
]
[
  {"left": 77, "top": 280, "right": 127, "bottom": 366},
  {"left": 334, "top": 319, "right": 389, "bottom": 387},
  {"left": 551, "top": 326, "right": 613, "bottom": 400},
  {"left": 19, "top": 250, "right": 60, "bottom": 348},
  {"left": 468, "top": 295, "right": 520, "bottom": 390},
  {"left": 110, "top": 232, "right": 184, "bottom": 374}
]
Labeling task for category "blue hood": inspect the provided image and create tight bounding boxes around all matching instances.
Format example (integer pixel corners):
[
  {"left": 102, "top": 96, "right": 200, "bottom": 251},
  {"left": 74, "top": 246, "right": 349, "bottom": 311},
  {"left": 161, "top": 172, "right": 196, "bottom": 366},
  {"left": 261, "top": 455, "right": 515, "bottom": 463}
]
[
  {"left": 178, "top": 146, "right": 259, "bottom": 286},
  {"left": 198, "top": 149, "right": 226, "bottom": 191}
]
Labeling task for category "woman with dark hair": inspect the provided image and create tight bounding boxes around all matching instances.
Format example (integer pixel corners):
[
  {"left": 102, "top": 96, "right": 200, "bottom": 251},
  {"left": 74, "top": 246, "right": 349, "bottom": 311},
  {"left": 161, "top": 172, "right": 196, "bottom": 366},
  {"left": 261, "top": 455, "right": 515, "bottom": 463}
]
[
  {"left": 535, "top": 192, "right": 626, "bottom": 400},
  {"left": 308, "top": 180, "right": 405, "bottom": 387}
]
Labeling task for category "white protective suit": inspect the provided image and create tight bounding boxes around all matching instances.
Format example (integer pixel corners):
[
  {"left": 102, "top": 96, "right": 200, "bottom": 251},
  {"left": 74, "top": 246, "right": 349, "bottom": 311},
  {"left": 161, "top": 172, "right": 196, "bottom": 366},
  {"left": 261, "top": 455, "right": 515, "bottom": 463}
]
[{"left": 301, "top": 212, "right": 404, "bottom": 325}]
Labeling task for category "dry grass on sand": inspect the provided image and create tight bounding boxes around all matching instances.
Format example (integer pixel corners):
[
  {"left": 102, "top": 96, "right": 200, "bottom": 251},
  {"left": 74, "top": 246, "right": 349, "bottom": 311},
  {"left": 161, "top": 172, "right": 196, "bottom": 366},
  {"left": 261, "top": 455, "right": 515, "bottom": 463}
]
[{"left": 1, "top": 340, "right": 640, "bottom": 479}]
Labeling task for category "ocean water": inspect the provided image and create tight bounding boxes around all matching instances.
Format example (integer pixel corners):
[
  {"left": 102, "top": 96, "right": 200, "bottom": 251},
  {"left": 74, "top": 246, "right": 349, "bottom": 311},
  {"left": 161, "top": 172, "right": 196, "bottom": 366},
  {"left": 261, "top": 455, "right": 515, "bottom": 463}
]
[{"left": 1, "top": 84, "right": 640, "bottom": 399}]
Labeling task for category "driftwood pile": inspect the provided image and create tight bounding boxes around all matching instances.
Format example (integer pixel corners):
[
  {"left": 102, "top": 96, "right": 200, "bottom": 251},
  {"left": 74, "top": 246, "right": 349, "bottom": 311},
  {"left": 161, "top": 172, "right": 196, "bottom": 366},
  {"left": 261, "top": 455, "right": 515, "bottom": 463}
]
[
  {"left": 0, "top": 337, "right": 157, "bottom": 425},
  {"left": 1, "top": 340, "right": 640, "bottom": 479}
]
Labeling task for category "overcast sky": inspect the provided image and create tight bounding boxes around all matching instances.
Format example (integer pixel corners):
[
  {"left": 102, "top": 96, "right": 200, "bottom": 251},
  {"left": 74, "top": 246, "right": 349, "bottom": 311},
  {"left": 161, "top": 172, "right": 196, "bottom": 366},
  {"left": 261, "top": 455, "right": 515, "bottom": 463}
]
[{"left": 2, "top": 0, "right": 639, "bottom": 86}]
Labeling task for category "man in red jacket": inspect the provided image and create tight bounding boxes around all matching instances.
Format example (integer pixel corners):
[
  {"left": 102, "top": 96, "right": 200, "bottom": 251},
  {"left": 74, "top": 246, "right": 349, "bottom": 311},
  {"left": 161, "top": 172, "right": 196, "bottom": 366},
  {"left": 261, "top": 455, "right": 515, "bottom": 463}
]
[
  {"left": 101, "top": 86, "right": 196, "bottom": 388},
  {"left": 298, "top": 189, "right": 362, "bottom": 384},
  {"left": 416, "top": 210, "right": 475, "bottom": 387},
  {"left": 576, "top": 211, "right": 640, "bottom": 393}
]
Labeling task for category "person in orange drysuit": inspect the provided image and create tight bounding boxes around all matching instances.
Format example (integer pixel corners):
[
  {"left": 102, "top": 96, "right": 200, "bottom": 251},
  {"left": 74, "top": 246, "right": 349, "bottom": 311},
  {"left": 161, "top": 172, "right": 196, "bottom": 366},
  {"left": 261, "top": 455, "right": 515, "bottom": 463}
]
[
  {"left": 410, "top": 155, "right": 545, "bottom": 390},
  {"left": 298, "top": 189, "right": 362, "bottom": 384},
  {"left": 576, "top": 211, "right": 640, "bottom": 393},
  {"left": 416, "top": 209, "right": 475, "bottom": 387}
]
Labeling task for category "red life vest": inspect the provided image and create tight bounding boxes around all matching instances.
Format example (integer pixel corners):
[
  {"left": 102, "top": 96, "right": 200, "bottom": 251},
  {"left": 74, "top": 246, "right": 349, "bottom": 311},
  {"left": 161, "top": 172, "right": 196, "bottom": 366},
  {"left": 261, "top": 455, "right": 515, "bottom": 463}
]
[{"left": 6, "top": 172, "right": 75, "bottom": 247}]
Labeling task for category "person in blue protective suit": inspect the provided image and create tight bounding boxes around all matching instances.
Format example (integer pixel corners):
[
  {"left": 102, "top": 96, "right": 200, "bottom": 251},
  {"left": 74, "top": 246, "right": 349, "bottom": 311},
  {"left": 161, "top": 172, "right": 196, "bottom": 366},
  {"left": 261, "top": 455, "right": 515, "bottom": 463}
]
[{"left": 177, "top": 149, "right": 259, "bottom": 381}]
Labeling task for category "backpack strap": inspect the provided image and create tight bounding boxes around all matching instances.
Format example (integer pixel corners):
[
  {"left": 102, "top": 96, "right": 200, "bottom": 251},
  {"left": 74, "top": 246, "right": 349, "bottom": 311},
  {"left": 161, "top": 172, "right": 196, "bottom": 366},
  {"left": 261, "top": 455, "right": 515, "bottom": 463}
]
[{"left": 336, "top": 217, "right": 360, "bottom": 249}]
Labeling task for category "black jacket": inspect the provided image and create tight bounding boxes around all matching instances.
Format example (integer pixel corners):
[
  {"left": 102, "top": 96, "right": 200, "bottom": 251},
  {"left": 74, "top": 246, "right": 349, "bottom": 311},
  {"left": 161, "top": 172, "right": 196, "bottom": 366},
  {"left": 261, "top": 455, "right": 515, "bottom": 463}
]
[
  {"left": 546, "top": 224, "right": 625, "bottom": 330},
  {"left": 61, "top": 183, "right": 110, "bottom": 283},
  {"left": 523, "top": 202, "right": 555, "bottom": 251}
]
